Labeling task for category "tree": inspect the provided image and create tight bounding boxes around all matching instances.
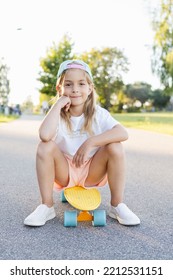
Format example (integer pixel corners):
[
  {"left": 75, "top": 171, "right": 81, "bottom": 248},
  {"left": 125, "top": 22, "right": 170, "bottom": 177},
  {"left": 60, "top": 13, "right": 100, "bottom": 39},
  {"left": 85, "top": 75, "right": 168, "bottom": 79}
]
[
  {"left": 150, "top": 89, "right": 170, "bottom": 109},
  {"left": 38, "top": 34, "right": 74, "bottom": 96},
  {"left": 125, "top": 82, "right": 152, "bottom": 106},
  {"left": 0, "top": 58, "right": 10, "bottom": 106},
  {"left": 111, "top": 89, "right": 130, "bottom": 113},
  {"left": 78, "top": 47, "right": 129, "bottom": 109},
  {"left": 152, "top": 0, "right": 173, "bottom": 92}
]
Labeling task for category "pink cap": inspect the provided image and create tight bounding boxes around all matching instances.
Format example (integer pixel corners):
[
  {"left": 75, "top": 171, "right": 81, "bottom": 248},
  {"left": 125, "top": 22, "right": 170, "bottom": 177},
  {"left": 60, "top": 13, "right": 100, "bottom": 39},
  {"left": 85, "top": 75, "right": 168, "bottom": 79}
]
[{"left": 67, "top": 63, "right": 85, "bottom": 70}]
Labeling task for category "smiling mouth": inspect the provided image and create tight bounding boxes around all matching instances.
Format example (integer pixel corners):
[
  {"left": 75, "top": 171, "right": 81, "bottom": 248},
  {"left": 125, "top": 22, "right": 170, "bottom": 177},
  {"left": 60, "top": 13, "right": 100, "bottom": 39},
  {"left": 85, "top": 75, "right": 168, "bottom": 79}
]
[{"left": 70, "top": 96, "right": 81, "bottom": 98}]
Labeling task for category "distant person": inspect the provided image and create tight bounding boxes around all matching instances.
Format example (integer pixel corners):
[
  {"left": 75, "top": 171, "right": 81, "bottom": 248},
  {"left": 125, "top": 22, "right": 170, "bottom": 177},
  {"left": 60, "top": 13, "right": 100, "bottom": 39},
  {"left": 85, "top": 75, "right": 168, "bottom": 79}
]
[
  {"left": 14, "top": 104, "right": 22, "bottom": 115},
  {"left": 16, "top": 104, "right": 22, "bottom": 115},
  {"left": 24, "top": 60, "right": 140, "bottom": 227}
]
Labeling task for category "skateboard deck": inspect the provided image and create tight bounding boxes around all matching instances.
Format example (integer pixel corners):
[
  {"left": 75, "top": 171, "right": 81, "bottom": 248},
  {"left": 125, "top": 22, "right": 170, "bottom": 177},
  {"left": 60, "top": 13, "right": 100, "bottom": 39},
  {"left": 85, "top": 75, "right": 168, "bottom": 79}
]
[
  {"left": 62, "top": 186, "right": 106, "bottom": 226},
  {"left": 64, "top": 186, "right": 101, "bottom": 211}
]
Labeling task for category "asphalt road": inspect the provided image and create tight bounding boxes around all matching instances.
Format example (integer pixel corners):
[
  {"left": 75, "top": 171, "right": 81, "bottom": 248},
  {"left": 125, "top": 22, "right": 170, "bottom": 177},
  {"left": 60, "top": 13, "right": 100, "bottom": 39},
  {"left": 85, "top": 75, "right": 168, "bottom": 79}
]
[{"left": 0, "top": 114, "right": 173, "bottom": 260}]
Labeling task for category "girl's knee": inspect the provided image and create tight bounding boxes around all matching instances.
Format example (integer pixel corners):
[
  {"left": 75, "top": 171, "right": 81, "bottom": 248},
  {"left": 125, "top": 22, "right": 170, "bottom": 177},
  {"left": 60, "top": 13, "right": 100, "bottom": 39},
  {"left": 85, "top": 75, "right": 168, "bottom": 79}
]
[
  {"left": 37, "top": 140, "right": 57, "bottom": 158},
  {"left": 106, "top": 143, "right": 125, "bottom": 158}
]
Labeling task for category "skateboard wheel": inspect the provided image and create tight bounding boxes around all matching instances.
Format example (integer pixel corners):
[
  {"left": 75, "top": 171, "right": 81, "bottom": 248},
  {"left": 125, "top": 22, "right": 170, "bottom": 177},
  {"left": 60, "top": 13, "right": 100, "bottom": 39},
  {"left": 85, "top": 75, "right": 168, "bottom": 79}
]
[
  {"left": 60, "top": 191, "right": 67, "bottom": 202},
  {"left": 92, "top": 210, "right": 106, "bottom": 226},
  {"left": 64, "top": 211, "right": 77, "bottom": 227}
]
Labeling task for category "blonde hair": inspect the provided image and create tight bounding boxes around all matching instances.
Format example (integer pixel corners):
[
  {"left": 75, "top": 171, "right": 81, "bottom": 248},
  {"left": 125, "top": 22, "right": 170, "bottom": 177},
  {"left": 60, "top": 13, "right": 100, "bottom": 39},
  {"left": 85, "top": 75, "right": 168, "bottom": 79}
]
[{"left": 56, "top": 70, "right": 96, "bottom": 135}]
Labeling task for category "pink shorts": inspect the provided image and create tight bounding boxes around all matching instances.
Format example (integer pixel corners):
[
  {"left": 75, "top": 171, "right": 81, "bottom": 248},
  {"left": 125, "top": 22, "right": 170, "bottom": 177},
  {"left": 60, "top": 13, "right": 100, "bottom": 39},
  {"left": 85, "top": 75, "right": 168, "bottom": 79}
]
[{"left": 54, "top": 154, "right": 107, "bottom": 191}]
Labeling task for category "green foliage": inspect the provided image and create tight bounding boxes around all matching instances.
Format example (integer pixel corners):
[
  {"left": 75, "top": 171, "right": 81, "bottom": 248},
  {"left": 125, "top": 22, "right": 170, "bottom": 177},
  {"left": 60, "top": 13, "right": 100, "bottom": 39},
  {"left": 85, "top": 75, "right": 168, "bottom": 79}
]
[
  {"left": 110, "top": 90, "right": 130, "bottom": 113},
  {"left": 125, "top": 82, "right": 152, "bottom": 105},
  {"left": 150, "top": 89, "right": 170, "bottom": 109},
  {"left": 152, "top": 0, "right": 173, "bottom": 91},
  {"left": 38, "top": 34, "right": 74, "bottom": 96},
  {"left": 112, "top": 82, "right": 170, "bottom": 112},
  {"left": 79, "top": 47, "right": 129, "bottom": 109}
]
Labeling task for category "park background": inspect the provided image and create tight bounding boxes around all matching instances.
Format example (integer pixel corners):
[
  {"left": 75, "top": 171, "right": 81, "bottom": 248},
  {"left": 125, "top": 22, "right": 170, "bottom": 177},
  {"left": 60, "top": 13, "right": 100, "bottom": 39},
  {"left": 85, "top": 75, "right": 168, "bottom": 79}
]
[
  {"left": 0, "top": 0, "right": 173, "bottom": 136},
  {"left": 0, "top": 0, "right": 173, "bottom": 267}
]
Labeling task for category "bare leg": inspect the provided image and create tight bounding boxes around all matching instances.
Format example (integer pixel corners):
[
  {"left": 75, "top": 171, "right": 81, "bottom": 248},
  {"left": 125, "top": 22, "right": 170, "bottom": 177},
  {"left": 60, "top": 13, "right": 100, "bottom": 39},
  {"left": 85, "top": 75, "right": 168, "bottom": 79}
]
[
  {"left": 106, "top": 143, "right": 125, "bottom": 206},
  {"left": 36, "top": 141, "right": 69, "bottom": 207},
  {"left": 85, "top": 143, "right": 126, "bottom": 206}
]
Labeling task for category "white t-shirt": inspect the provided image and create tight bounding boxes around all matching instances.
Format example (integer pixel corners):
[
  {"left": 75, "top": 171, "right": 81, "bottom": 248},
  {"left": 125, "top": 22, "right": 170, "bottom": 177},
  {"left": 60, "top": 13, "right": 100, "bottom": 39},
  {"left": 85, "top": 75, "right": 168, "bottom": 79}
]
[{"left": 54, "top": 105, "right": 119, "bottom": 158}]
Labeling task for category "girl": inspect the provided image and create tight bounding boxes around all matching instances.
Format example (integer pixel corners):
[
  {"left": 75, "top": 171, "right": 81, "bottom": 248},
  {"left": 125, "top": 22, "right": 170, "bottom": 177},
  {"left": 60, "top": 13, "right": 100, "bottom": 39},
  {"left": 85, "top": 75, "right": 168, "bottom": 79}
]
[{"left": 24, "top": 59, "right": 140, "bottom": 227}]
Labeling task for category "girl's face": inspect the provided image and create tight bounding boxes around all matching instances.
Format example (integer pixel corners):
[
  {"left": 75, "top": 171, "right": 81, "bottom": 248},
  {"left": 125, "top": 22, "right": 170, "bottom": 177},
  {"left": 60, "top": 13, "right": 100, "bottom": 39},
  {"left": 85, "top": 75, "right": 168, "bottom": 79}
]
[{"left": 60, "top": 69, "right": 92, "bottom": 109}]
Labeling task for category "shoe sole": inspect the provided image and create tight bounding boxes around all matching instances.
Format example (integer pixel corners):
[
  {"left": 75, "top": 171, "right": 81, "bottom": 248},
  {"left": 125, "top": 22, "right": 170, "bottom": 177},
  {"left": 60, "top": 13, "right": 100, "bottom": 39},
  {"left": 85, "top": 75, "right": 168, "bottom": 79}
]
[
  {"left": 109, "top": 212, "right": 140, "bottom": 226},
  {"left": 24, "top": 211, "right": 56, "bottom": 227}
]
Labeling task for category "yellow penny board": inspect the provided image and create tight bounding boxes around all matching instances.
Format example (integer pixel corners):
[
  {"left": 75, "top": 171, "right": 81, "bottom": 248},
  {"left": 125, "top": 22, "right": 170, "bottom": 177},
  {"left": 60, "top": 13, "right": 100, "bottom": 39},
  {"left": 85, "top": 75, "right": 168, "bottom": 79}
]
[{"left": 64, "top": 186, "right": 101, "bottom": 211}]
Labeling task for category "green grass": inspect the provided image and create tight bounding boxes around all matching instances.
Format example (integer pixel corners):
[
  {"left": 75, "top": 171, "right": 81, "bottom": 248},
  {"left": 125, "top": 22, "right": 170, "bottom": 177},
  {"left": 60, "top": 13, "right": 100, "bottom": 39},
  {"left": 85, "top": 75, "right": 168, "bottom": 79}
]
[
  {"left": 113, "top": 112, "right": 173, "bottom": 136},
  {"left": 0, "top": 114, "right": 19, "bottom": 123}
]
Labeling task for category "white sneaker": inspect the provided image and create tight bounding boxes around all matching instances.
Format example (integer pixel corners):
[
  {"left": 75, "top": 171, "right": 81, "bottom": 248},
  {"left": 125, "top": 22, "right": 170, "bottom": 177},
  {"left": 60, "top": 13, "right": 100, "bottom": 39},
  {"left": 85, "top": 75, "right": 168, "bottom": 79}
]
[
  {"left": 109, "top": 203, "right": 140, "bottom": 226},
  {"left": 24, "top": 204, "right": 56, "bottom": 226}
]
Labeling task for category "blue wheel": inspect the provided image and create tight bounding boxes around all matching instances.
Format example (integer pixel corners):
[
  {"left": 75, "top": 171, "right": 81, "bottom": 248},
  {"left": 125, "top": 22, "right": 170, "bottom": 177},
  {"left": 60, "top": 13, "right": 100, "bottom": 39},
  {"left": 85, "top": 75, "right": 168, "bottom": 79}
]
[
  {"left": 60, "top": 190, "right": 67, "bottom": 202},
  {"left": 64, "top": 211, "right": 77, "bottom": 227},
  {"left": 92, "top": 210, "right": 106, "bottom": 226}
]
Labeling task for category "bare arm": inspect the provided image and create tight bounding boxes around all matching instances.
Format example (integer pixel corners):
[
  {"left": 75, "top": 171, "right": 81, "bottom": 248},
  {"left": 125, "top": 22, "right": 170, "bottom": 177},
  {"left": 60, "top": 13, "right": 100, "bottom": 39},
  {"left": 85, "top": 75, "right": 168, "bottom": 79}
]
[
  {"left": 72, "top": 124, "right": 128, "bottom": 167},
  {"left": 89, "top": 124, "right": 128, "bottom": 147},
  {"left": 39, "top": 96, "right": 71, "bottom": 142}
]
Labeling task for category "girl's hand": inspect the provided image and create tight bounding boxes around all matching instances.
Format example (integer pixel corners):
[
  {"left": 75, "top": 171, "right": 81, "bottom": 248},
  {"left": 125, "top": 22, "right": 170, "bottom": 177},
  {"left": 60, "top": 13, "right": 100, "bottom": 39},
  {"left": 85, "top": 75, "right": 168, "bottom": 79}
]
[
  {"left": 56, "top": 96, "right": 71, "bottom": 112},
  {"left": 72, "top": 138, "right": 95, "bottom": 168}
]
